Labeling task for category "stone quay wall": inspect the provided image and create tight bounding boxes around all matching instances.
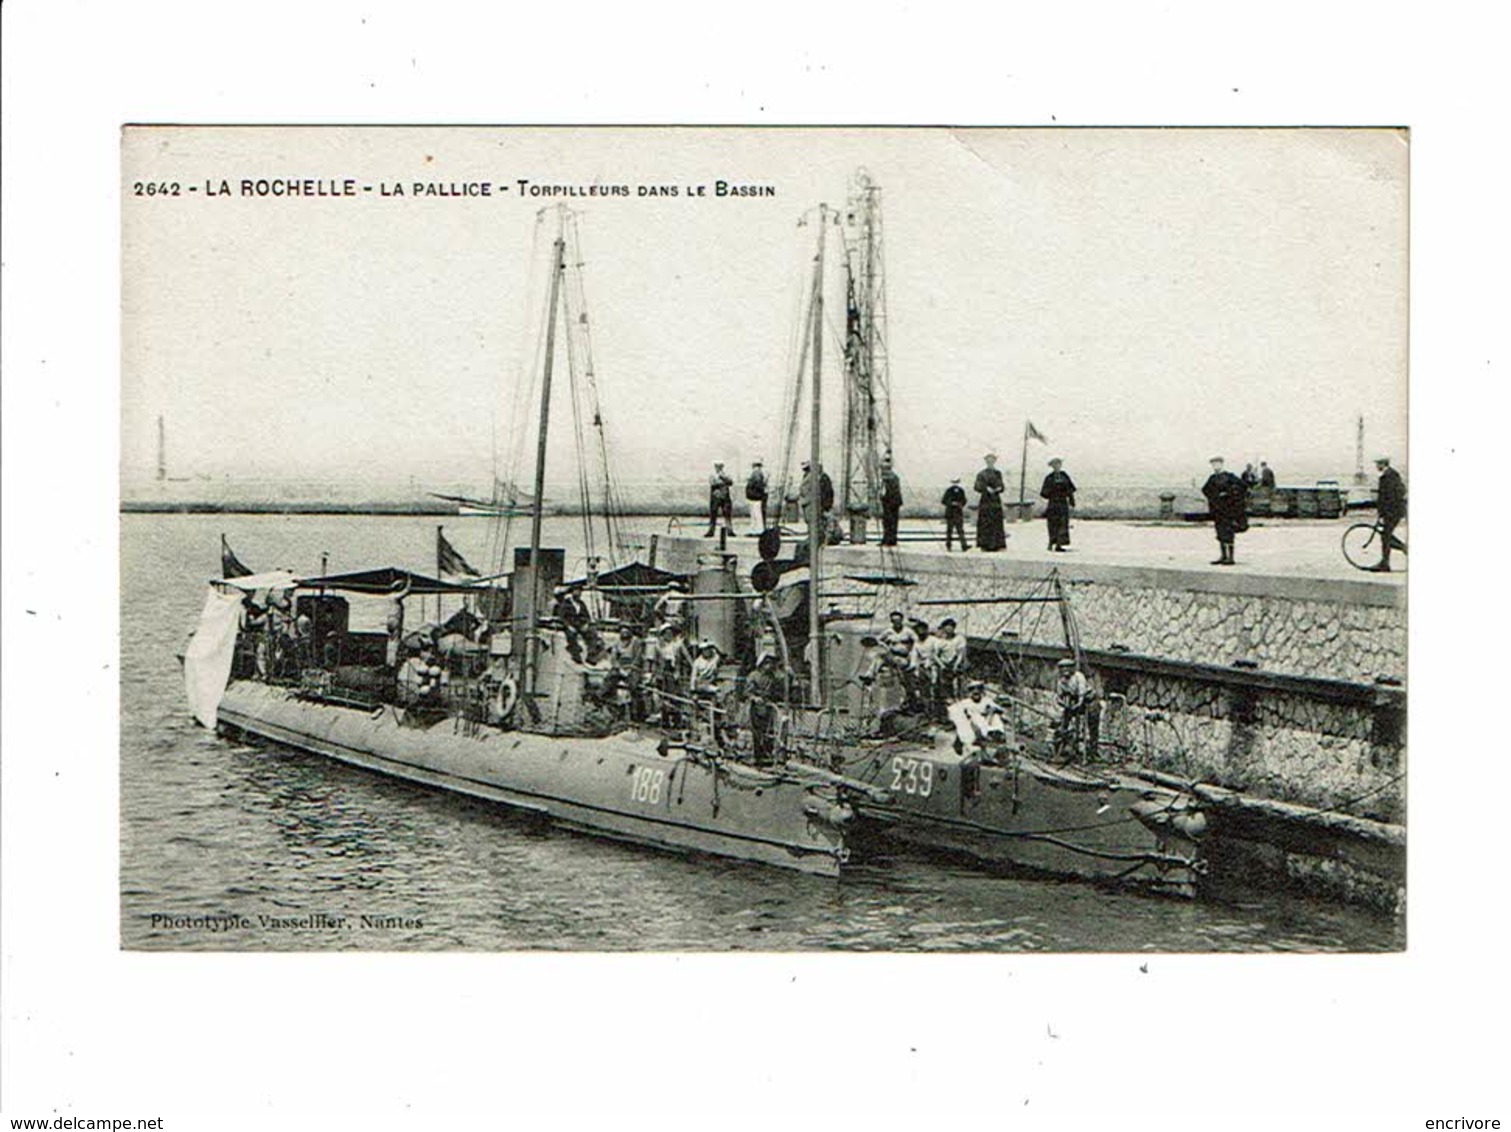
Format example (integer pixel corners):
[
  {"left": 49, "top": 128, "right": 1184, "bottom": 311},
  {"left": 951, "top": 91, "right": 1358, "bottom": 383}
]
[{"left": 654, "top": 535, "right": 1407, "bottom": 823}]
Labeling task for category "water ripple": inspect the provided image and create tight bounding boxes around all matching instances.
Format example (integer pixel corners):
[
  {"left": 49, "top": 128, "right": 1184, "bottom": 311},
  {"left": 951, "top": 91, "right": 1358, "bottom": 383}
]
[{"left": 120, "top": 515, "right": 1402, "bottom": 953}]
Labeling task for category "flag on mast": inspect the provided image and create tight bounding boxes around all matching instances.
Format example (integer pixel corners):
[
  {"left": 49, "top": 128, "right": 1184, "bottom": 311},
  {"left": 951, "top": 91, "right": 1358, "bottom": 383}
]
[
  {"left": 1026, "top": 421, "right": 1048, "bottom": 444},
  {"left": 220, "top": 534, "right": 253, "bottom": 579},
  {"left": 437, "top": 527, "right": 479, "bottom": 579}
]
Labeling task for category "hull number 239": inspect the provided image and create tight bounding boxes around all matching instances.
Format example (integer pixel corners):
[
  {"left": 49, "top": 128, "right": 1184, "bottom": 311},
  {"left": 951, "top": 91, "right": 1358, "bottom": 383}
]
[{"left": 890, "top": 757, "right": 934, "bottom": 798}]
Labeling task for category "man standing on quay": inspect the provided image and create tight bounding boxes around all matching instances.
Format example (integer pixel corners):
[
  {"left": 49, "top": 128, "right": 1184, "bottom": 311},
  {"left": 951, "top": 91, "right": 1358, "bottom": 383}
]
[
  {"left": 1039, "top": 456, "right": 1077, "bottom": 552},
  {"left": 1371, "top": 456, "right": 1407, "bottom": 572},
  {"left": 1201, "top": 456, "right": 1248, "bottom": 566},
  {"left": 745, "top": 460, "right": 768, "bottom": 535},
  {"left": 941, "top": 477, "right": 969, "bottom": 551},
  {"left": 706, "top": 461, "right": 734, "bottom": 537},
  {"left": 879, "top": 455, "right": 903, "bottom": 547}
]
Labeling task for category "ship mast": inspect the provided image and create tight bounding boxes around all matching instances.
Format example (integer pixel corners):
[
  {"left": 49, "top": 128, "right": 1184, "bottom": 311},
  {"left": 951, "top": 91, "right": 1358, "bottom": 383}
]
[
  {"left": 809, "top": 204, "right": 828, "bottom": 707},
  {"left": 156, "top": 415, "right": 167, "bottom": 482},
  {"left": 524, "top": 220, "right": 567, "bottom": 697},
  {"left": 840, "top": 172, "right": 893, "bottom": 525}
]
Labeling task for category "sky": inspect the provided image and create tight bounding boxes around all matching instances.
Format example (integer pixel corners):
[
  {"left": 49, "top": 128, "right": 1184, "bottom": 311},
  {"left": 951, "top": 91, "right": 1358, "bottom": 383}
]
[{"left": 121, "top": 127, "right": 1408, "bottom": 495}]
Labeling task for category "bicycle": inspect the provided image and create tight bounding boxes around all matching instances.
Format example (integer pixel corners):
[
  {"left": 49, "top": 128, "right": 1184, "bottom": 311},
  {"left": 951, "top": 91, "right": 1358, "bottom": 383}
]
[{"left": 1341, "top": 518, "right": 1407, "bottom": 572}]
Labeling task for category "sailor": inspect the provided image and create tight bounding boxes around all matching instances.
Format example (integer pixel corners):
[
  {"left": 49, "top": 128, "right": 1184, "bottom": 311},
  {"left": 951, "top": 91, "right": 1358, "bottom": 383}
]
[
  {"left": 552, "top": 585, "right": 590, "bottom": 663},
  {"left": 1259, "top": 461, "right": 1277, "bottom": 490},
  {"left": 240, "top": 594, "right": 271, "bottom": 678},
  {"left": 654, "top": 622, "right": 692, "bottom": 679},
  {"left": 797, "top": 460, "right": 836, "bottom": 540},
  {"left": 1370, "top": 456, "right": 1408, "bottom": 572},
  {"left": 941, "top": 477, "right": 969, "bottom": 551},
  {"left": 852, "top": 634, "right": 887, "bottom": 687},
  {"left": 290, "top": 608, "right": 313, "bottom": 668},
  {"left": 973, "top": 454, "right": 1008, "bottom": 552},
  {"left": 1201, "top": 456, "right": 1248, "bottom": 566},
  {"left": 875, "top": 610, "right": 916, "bottom": 709},
  {"left": 745, "top": 653, "right": 782, "bottom": 767},
  {"left": 1241, "top": 462, "right": 1260, "bottom": 489},
  {"left": 385, "top": 576, "right": 411, "bottom": 668},
  {"left": 879, "top": 454, "right": 904, "bottom": 547},
  {"left": 1039, "top": 457, "right": 1077, "bottom": 552},
  {"left": 929, "top": 618, "right": 968, "bottom": 713},
  {"left": 606, "top": 625, "right": 645, "bottom": 717},
  {"left": 879, "top": 610, "right": 917, "bottom": 668},
  {"left": 745, "top": 460, "right": 769, "bottom": 535},
  {"left": 647, "top": 623, "right": 691, "bottom": 726},
  {"left": 267, "top": 590, "right": 296, "bottom": 676},
  {"left": 651, "top": 581, "right": 688, "bottom": 629},
  {"left": 705, "top": 462, "right": 735, "bottom": 537},
  {"left": 240, "top": 592, "right": 267, "bottom": 629},
  {"left": 852, "top": 633, "right": 902, "bottom": 735},
  {"left": 1055, "top": 658, "right": 1101, "bottom": 760},
  {"left": 690, "top": 639, "right": 723, "bottom": 696},
  {"left": 949, "top": 679, "right": 1006, "bottom": 752}
]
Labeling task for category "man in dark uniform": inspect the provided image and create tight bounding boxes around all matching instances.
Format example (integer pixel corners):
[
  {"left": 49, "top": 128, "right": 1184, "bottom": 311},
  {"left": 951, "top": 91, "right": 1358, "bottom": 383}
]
[
  {"left": 879, "top": 455, "right": 903, "bottom": 547},
  {"left": 1259, "top": 461, "right": 1276, "bottom": 489},
  {"left": 797, "top": 460, "right": 837, "bottom": 544},
  {"left": 745, "top": 653, "right": 782, "bottom": 767},
  {"left": 1371, "top": 456, "right": 1407, "bottom": 572},
  {"left": 705, "top": 462, "right": 734, "bottom": 537},
  {"left": 745, "top": 460, "right": 769, "bottom": 535},
  {"left": 1039, "top": 457, "right": 1077, "bottom": 552},
  {"left": 941, "top": 477, "right": 969, "bottom": 551},
  {"left": 973, "top": 454, "right": 1007, "bottom": 552},
  {"left": 552, "top": 586, "right": 591, "bottom": 662},
  {"left": 1201, "top": 456, "right": 1248, "bottom": 566}
]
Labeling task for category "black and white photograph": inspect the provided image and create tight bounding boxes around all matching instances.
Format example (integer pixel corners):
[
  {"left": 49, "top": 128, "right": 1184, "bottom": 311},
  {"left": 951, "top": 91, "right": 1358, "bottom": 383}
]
[
  {"left": 120, "top": 126, "right": 1406, "bottom": 953},
  {"left": 5, "top": 8, "right": 1504, "bottom": 1126}
]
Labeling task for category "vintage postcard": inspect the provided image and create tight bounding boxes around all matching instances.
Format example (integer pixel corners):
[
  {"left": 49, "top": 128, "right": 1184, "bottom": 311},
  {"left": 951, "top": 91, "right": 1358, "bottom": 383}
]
[{"left": 120, "top": 126, "right": 1407, "bottom": 954}]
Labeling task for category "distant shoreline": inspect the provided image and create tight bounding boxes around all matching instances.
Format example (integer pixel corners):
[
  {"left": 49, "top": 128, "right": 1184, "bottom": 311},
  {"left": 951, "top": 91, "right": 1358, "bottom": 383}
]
[{"left": 120, "top": 498, "right": 1195, "bottom": 521}]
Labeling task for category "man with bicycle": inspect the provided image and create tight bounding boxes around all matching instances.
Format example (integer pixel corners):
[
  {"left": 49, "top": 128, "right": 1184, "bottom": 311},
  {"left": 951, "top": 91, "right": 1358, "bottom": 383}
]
[{"left": 1371, "top": 456, "right": 1407, "bottom": 572}]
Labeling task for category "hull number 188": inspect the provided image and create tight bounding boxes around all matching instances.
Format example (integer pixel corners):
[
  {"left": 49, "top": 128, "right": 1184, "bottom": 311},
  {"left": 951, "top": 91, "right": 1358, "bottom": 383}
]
[{"left": 631, "top": 767, "right": 665, "bottom": 805}]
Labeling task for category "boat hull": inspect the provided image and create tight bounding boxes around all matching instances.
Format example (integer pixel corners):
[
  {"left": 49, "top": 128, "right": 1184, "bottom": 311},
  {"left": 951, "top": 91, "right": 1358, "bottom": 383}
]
[
  {"left": 837, "top": 743, "right": 1205, "bottom": 896},
  {"left": 456, "top": 503, "right": 529, "bottom": 517},
  {"left": 217, "top": 681, "right": 847, "bottom": 876}
]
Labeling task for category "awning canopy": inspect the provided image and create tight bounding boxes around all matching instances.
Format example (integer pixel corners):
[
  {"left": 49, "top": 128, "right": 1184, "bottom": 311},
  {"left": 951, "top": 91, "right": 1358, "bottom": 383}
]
[
  {"left": 844, "top": 573, "right": 917, "bottom": 587},
  {"left": 210, "top": 570, "right": 299, "bottom": 593},
  {"left": 576, "top": 561, "right": 686, "bottom": 591},
  {"left": 291, "top": 567, "right": 492, "bottom": 596}
]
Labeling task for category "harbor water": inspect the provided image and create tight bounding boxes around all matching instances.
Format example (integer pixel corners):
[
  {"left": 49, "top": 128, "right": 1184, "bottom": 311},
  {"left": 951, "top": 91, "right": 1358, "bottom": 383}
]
[{"left": 120, "top": 513, "right": 1402, "bottom": 951}]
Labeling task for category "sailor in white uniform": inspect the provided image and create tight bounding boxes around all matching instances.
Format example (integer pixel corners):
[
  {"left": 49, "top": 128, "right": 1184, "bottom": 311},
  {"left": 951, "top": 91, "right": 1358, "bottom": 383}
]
[{"left": 949, "top": 680, "right": 1006, "bottom": 751}]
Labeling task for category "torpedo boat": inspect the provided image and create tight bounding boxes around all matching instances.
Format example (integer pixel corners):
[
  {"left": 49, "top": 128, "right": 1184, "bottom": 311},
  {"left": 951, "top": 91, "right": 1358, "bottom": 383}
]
[
  {"left": 723, "top": 171, "right": 1206, "bottom": 894},
  {"left": 181, "top": 207, "right": 856, "bottom": 876}
]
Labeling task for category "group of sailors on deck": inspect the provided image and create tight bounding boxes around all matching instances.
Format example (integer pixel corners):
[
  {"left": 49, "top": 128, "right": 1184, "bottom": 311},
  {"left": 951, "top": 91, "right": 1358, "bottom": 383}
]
[
  {"left": 856, "top": 610, "right": 970, "bottom": 718},
  {"left": 240, "top": 590, "right": 328, "bottom": 679},
  {"left": 343, "top": 552, "right": 1107, "bottom": 762}
]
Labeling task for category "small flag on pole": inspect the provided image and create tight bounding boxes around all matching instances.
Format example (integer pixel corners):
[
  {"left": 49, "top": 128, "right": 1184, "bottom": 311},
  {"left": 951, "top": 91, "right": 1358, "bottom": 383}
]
[
  {"left": 1026, "top": 421, "right": 1048, "bottom": 445},
  {"left": 221, "top": 534, "right": 253, "bottom": 579},
  {"left": 437, "top": 527, "right": 479, "bottom": 579}
]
